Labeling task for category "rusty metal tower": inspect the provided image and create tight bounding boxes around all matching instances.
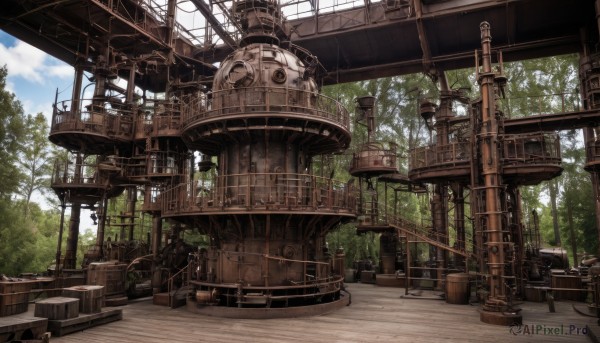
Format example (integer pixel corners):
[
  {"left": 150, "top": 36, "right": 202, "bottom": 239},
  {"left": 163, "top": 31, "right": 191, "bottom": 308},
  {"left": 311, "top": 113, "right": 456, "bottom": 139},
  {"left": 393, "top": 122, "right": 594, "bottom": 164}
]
[{"left": 158, "top": 0, "right": 356, "bottom": 317}]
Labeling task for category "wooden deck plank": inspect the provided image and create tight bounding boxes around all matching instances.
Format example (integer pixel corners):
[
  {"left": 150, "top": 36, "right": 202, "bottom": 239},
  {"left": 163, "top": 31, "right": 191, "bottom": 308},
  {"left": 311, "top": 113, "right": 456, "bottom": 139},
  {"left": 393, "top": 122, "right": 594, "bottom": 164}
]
[
  {"left": 51, "top": 283, "right": 595, "bottom": 342},
  {"left": 48, "top": 309, "right": 122, "bottom": 336}
]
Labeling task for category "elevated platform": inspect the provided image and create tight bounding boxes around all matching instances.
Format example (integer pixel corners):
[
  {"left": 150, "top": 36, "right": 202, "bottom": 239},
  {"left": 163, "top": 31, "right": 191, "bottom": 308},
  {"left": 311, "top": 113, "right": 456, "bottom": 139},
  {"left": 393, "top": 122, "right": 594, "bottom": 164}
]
[
  {"left": 161, "top": 173, "right": 356, "bottom": 217},
  {"left": 49, "top": 283, "right": 594, "bottom": 343},
  {"left": 181, "top": 87, "right": 351, "bottom": 156},
  {"left": 49, "top": 109, "right": 133, "bottom": 154}
]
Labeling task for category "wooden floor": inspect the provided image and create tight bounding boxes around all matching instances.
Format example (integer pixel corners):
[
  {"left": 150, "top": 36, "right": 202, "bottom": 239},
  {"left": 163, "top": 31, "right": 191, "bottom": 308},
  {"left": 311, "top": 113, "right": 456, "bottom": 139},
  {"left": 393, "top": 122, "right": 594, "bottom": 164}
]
[{"left": 51, "top": 283, "right": 595, "bottom": 342}]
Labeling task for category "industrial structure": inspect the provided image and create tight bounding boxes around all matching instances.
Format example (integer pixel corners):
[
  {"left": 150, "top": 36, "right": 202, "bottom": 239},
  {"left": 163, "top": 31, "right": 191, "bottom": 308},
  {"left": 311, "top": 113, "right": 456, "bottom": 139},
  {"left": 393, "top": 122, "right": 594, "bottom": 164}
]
[{"left": 3, "top": 0, "right": 600, "bottom": 339}]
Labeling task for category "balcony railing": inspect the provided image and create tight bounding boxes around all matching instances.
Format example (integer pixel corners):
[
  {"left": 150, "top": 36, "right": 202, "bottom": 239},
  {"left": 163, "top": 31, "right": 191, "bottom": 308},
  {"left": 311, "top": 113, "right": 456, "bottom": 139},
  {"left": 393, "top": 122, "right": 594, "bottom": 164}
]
[
  {"left": 409, "top": 141, "right": 471, "bottom": 171},
  {"left": 183, "top": 86, "right": 350, "bottom": 131},
  {"left": 51, "top": 99, "right": 134, "bottom": 140},
  {"left": 135, "top": 100, "right": 183, "bottom": 139},
  {"left": 498, "top": 92, "right": 580, "bottom": 118},
  {"left": 51, "top": 160, "right": 105, "bottom": 188},
  {"left": 350, "top": 142, "right": 397, "bottom": 173},
  {"left": 409, "top": 132, "right": 560, "bottom": 171},
  {"left": 162, "top": 172, "right": 356, "bottom": 215},
  {"left": 502, "top": 133, "right": 561, "bottom": 164}
]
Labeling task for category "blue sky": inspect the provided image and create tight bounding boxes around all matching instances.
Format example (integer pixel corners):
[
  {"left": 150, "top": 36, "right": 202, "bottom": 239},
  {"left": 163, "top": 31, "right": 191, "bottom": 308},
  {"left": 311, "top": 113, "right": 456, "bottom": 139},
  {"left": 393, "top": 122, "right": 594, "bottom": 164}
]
[{"left": 0, "top": 30, "right": 74, "bottom": 123}]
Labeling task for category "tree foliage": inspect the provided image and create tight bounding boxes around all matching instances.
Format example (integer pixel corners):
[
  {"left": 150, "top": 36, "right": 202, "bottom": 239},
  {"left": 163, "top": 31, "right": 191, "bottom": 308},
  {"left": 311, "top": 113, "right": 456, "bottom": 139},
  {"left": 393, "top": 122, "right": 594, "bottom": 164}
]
[
  {"left": 0, "top": 66, "right": 63, "bottom": 275},
  {"left": 0, "top": 66, "right": 25, "bottom": 199},
  {"left": 18, "top": 112, "right": 54, "bottom": 217}
]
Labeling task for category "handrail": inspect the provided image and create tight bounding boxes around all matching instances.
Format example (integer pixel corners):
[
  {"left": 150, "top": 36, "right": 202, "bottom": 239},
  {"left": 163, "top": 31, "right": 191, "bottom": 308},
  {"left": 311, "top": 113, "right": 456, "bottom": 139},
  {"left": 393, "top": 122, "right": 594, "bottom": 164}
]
[
  {"left": 409, "top": 132, "right": 561, "bottom": 171},
  {"left": 359, "top": 201, "right": 475, "bottom": 259},
  {"left": 167, "top": 262, "right": 190, "bottom": 308},
  {"left": 182, "top": 86, "right": 350, "bottom": 131},
  {"left": 409, "top": 141, "right": 470, "bottom": 171},
  {"left": 498, "top": 92, "right": 580, "bottom": 118},
  {"left": 50, "top": 98, "right": 134, "bottom": 139},
  {"left": 162, "top": 172, "right": 356, "bottom": 215},
  {"left": 390, "top": 215, "right": 472, "bottom": 259}
]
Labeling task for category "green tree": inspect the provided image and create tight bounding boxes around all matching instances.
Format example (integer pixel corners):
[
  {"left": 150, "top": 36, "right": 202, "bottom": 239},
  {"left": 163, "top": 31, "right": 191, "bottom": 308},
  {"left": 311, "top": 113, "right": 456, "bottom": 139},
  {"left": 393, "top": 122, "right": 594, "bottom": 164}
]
[
  {"left": 18, "top": 112, "right": 54, "bottom": 217},
  {"left": 558, "top": 132, "right": 595, "bottom": 264},
  {"left": 0, "top": 66, "right": 25, "bottom": 199},
  {"left": 0, "top": 199, "right": 35, "bottom": 275}
]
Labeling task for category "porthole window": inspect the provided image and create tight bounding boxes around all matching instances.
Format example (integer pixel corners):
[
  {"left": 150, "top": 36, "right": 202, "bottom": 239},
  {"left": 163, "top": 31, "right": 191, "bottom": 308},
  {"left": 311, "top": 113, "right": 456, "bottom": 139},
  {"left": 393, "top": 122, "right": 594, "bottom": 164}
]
[{"left": 272, "top": 68, "right": 287, "bottom": 84}]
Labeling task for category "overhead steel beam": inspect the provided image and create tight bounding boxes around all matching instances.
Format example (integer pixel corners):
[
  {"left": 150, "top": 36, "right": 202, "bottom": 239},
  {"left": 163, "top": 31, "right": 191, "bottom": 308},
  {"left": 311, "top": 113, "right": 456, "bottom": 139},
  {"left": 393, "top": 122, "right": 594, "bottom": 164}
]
[
  {"left": 190, "top": 0, "right": 238, "bottom": 50},
  {"left": 504, "top": 109, "right": 600, "bottom": 133}
]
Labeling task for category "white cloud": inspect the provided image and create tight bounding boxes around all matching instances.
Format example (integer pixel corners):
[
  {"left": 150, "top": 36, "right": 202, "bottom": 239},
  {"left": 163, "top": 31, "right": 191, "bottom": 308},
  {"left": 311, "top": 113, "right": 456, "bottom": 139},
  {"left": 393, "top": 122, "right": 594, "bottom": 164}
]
[
  {"left": 21, "top": 97, "right": 52, "bottom": 118},
  {"left": 47, "top": 64, "right": 74, "bottom": 79},
  {"left": 0, "top": 40, "right": 71, "bottom": 84}
]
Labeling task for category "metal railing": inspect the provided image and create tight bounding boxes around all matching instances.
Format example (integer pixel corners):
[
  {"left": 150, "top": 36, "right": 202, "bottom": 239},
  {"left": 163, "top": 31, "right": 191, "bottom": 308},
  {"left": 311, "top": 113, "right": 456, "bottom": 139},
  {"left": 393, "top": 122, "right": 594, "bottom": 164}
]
[
  {"left": 409, "top": 132, "right": 561, "bottom": 171},
  {"left": 135, "top": 100, "right": 183, "bottom": 139},
  {"left": 502, "top": 133, "right": 561, "bottom": 164},
  {"left": 51, "top": 160, "right": 105, "bottom": 187},
  {"left": 409, "top": 141, "right": 471, "bottom": 171},
  {"left": 162, "top": 172, "right": 356, "bottom": 214},
  {"left": 183, "top": 86, "right": 350, "bottom": 131},
  {"left": 586, "top": 140, "right": 600, "bottom": 165},
  {"left": 358, "top": 201, "right": 474, "bottom": 258},
  {"left": 498, "top": 92, "right": 580, "bottom": 118},
  {"left": 350, "top": 142, "right": 397, "bottom": 172},
  {"left": 51, "top": 99, "right": 134, "bottom": 140}
]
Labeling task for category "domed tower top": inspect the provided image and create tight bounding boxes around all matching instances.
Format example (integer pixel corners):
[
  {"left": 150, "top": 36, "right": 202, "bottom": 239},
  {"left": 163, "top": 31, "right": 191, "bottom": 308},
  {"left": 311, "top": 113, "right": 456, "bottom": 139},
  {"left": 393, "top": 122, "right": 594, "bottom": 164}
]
[{"left": 233, "top": 0, "right": 289, "bottom": 46}]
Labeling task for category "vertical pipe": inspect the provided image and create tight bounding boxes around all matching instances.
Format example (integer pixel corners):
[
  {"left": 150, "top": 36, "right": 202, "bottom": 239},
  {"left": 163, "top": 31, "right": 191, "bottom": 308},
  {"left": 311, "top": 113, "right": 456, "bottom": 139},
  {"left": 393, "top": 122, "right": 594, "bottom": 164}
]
[
  {"left": 64, "top": 204, "right": 81, "bottom": 269},
  {"left": 405, "top": 234, "right": 411, "bottom": 296},
  {"left": 265, "top": 214, "right": 270, "bottom": 287},
  {"left": 127, "top": 187, "right": 137, "bottom": 241},
  {"left": 478, "top": 21, "right": 506, "bottom": 306},
  {"left": 71, "top": 60, "right": 85, "bottom": 114},
  {"left": 509, "top": 186, "right": 524, "bottom": 296},
  {"left": 166, "top": 0, "right": 177, "bottom": 51},
  {"left": 431, "top": 184, "right": 447, "bottom": 287},
  {"left": 64, "top": 153, "right": 83, "bottom": 269},
  {"left": 151, "top": 213, "right": 163, "bottom": 294},
  {"left": 55, "top": 201, "right": 67, "bottom": 276},
  {"left": 453, "top": 184, "right": 465, "bottom": 269},
  {"left": 95, "top": 193, "right": 109, "bottom": 259},
  {"left": 126, "top": 63, "right": 136, "bottom": 103}
]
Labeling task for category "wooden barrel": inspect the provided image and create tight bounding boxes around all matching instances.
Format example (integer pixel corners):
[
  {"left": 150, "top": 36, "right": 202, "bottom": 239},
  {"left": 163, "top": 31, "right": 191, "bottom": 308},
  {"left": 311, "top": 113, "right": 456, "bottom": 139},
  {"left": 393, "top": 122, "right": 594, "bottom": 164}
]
[
  {"left": 195, "top": 291, "right": 214, "bottom": 304},
  {"left": 524, "top": 286, "right": 545, "bottom": 302},
  {"left": 34, "top": 297, "right": 79, "bottom": 320},
  {"left": 87, "top": 261, "right": 127, "bottom": 297},
  {"left": 446, "top": 273, "right": 470, "bottom": 304},
  {"left": 62, "top": 285, "right": 105, "bottom": 313}
]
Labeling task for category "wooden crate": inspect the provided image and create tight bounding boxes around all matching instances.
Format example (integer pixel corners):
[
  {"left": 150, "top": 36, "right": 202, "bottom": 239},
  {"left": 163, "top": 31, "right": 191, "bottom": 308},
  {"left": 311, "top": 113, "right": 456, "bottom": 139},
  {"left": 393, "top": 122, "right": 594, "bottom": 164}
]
[
  {"left": 35, "top": 297, "right": 80, "bottom": 320},
  {"left": 551, "top": 275, "right": 584, "bottom": 301},
  {"left": 0, "top": 280, "right": 36, "bottom": 317}
]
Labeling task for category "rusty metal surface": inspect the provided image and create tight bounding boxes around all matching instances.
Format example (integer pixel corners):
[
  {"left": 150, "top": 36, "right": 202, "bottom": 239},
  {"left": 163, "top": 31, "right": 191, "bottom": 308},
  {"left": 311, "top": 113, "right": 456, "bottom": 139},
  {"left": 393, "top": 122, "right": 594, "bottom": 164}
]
[
  {"left": 186, "top": 290, "right": 350, "bottom": 318},
  {"left": 4, "top": 0, "right": 600, "bottom": 324},
  {"left": 1, "top": 0, "right": 596, "bottom": 84}
]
